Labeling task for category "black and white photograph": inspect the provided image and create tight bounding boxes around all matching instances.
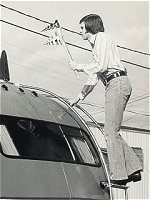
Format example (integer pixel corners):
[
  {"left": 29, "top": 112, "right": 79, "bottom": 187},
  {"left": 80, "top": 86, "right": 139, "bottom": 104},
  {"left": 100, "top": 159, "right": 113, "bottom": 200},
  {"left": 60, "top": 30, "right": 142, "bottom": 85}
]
[{"left": 0, "top": 1, "right": 149, "bottom": 199}]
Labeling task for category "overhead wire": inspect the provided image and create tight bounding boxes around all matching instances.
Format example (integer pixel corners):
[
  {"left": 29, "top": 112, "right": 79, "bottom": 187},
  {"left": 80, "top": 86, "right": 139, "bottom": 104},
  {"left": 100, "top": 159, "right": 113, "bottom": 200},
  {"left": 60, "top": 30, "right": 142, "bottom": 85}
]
[
  {"left": 1, "top": 3, "right": 150, "bottom": 56},
  {"left": 8, "top": 54, "right": 73, "bottom": 79},
  {"left": 0, "top": 4, "right": 81, "bottom": 36},
  {"left": 128, "top": 92, "right": 149, "bottom": 102},
  {"left": 8, "top": 61, "right": 68, "bottom": 81},
  {"left": 1, "top": 40, "right": 68, "bottom": 67},
  {"left": 128, "top": 95, "right": 149, "bottom": 105},
  {"left": 1, "top": 20, "right": 150, "bottom": 70},
  {"left": 122, "top": 108, "right": 149, "bottom": 123},
  {"left": 79, "top": 93, "right": 150, "bottom": 117},
  {"left": 8, "top": 59, "right": 83, "bottom": 85},
  {"left": 125, "top": 110, "right": 150, "bottom": 117}
]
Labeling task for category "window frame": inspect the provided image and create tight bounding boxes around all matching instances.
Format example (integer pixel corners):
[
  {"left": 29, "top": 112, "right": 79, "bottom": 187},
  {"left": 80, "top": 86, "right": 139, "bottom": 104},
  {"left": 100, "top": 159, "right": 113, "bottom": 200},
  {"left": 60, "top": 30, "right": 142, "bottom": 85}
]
[{"left": 0, "top": 115, "right": 101, "bottom": 167}]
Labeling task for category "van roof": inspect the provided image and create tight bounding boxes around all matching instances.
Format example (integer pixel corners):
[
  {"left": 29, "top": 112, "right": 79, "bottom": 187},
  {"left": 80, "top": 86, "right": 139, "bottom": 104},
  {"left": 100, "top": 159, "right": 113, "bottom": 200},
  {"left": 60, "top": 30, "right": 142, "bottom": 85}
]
[{"left": 0, "top": 82, "right": 80, "bottom": 128}]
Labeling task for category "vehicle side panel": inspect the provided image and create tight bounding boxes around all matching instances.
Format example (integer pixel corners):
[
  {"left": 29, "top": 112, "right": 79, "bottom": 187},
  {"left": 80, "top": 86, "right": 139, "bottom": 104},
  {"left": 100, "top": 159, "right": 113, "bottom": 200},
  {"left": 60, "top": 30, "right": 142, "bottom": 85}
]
[{"left": 0, "top": 154, "right": 71, "bottom": 199}]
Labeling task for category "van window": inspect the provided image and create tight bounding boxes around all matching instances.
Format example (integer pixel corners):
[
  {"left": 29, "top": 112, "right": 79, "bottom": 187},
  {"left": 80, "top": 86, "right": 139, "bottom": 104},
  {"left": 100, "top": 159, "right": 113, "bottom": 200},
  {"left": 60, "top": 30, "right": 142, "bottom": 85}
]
[
  {"left": 61, "top": 126, "right": 99, "bottom": 165},
  {"left": 0, "top": 116, "right": 99, "bottom": 166}
]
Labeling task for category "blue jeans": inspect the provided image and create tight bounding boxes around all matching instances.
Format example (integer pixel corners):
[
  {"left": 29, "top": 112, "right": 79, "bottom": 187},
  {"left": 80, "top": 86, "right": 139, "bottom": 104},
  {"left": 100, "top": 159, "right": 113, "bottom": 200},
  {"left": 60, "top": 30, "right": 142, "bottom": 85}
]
[{"left": 104, "top": 76, "right": 142, "bottom": 180}]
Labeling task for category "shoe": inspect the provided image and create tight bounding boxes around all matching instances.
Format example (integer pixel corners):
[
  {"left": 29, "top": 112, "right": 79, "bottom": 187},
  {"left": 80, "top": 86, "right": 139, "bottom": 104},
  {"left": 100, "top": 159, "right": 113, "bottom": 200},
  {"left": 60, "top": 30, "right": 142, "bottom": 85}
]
[{"left": 128, "top": 171, "right": 141, "bottom": 182}]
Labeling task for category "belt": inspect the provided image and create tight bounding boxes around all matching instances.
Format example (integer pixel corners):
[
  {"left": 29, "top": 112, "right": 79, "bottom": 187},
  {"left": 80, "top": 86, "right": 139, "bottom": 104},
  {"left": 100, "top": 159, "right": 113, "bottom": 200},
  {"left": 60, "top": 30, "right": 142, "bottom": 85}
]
[{"left": 106, "top": 71, "right": 127, "bottom": 84}]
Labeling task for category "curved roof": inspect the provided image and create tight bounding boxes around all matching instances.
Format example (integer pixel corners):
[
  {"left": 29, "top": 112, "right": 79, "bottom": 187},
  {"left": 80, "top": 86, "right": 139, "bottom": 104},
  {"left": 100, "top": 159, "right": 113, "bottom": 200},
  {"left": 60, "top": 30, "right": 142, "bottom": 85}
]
[{"left": 0, "top": 82, "right": 80, "bottom": 128}]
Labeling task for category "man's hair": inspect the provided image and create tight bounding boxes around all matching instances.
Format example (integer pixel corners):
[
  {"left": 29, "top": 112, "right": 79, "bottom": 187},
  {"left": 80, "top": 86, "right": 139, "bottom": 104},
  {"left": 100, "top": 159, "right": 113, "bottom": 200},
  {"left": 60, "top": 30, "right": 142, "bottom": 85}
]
[{"left": 79, "top": 14, "right": 104, "bottom": 34}]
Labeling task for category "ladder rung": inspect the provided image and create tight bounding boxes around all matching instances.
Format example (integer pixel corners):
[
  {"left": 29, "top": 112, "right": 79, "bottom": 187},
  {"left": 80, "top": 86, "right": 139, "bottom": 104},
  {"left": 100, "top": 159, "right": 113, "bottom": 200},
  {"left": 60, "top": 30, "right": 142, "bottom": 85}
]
[{"left": 100, "top": 181, "right": 129, "bottom": 190}]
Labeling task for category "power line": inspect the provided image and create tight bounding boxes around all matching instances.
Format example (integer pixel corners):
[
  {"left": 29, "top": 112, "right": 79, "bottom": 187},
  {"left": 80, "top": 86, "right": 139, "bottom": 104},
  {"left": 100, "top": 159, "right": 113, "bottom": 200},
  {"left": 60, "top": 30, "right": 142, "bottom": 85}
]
[
  {"left": 80, "top": 93, "right": 150, "bottom": 117},
  {"left": 123, "top": 114, "right": 139, "bottom": 123},
  {"left": 0, "top": 4, "right": 80, "bottom": 35},
  {"left": 128, "top": 95, "right": 149, "bottom": 105},
  {"left": 128, "top": 92, "right": 149, "bottom": 103},
  {"left": 8, "top": 54, "right": 70, "bottom": 78},
  {"left": 79, "top": 105, "right": 150, "bottom": 118},
  {"left": 1, "top": 20, "right": 49, "bottom": 38},
  {"left": 1, "top": 19, "right": 150, "bottom": 70},
  {"left": 86, "top": 107, "right": 150, "bottom": 118},
  {"left": 126, "top": 110, "right": 150, "bottom": 117},
  {"left": 81, "top": 92, "right": 149, "bottom": 109},
  {"left": 122, "top": 108, "right": 149, "bottom": 123},
  {"left": 116, "top": 45, "right": 150, "bottom": 56},
  {"left": 9, "top": 60, "right": 72, "bottom": 82},
  {"left": 1, "top": 40, "right": 69, "bottom": 67},
  {"left": 8, "top": 59, "right": 84, "bottom": 86},
  {"left": 1, "top": 3, "right": 150, "bottom": 56}
]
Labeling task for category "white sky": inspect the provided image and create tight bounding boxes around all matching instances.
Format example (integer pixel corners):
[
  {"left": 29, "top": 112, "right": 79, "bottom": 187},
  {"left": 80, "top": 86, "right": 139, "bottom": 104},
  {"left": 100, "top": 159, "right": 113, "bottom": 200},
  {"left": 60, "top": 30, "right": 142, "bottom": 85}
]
[{"left": 0, "top": 0, "right": 150, "bottom": 130}]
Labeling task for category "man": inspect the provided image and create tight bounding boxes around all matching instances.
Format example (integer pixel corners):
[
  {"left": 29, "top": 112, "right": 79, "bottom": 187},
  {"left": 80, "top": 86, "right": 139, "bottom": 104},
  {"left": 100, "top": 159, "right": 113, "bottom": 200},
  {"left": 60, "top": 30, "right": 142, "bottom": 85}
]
[{"left": 69, "top": 14, "right": 142, "bottom": 185}]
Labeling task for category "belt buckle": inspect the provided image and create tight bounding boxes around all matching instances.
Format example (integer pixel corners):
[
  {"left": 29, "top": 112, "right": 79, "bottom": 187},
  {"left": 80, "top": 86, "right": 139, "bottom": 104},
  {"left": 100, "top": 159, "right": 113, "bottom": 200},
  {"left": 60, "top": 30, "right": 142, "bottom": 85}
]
[{"left": 115, "top": 71, "right": 121, "bottom": 78}]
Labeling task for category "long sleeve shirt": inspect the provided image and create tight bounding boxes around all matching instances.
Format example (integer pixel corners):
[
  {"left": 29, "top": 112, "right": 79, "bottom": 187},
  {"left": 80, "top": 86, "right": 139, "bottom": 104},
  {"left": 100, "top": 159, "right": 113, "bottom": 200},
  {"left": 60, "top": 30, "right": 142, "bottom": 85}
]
[{"left": 75, "top": 32, "right": 125, "bottom": 100}]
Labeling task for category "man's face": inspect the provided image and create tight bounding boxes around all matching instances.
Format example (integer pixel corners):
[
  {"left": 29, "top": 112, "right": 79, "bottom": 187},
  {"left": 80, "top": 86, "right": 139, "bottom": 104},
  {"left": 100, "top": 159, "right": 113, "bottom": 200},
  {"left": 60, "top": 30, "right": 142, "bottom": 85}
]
[{"left": 80, "top": 22, "right": 89, "bottom": 40}]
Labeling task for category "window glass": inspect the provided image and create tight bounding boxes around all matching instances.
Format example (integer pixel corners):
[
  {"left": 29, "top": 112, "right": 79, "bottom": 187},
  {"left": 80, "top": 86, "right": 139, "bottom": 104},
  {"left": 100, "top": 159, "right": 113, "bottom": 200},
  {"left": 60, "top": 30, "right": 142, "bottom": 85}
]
[
  {"left": 69, "top": 137, "right": 95, "bottom": 164},
  {"left": 0, "top": 116, "right": 100, "bottom": 166},
  {"left": 0, "top": 116, "right": 73, "bottom": 162},
  {"left": 61, "top": 126, "right": 99, "bottom": 165}
]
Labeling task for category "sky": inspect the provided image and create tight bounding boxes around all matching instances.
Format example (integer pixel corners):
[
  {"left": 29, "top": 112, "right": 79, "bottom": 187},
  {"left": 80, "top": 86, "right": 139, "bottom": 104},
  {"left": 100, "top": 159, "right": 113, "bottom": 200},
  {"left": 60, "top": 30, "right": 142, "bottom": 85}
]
[{"left": 0, "top": 0, "right": 150, "bottom": 130}]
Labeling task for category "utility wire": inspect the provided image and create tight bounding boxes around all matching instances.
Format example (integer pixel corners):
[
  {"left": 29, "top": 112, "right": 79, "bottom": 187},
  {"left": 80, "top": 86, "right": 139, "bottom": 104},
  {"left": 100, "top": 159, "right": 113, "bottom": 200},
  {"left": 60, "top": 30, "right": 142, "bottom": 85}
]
[
  {"left": 126, "top": 110, "right": 150, "bottom": 117},
  {"left": 1, "top": 19, "right": 150, "bottom": 70},
  {"left": 9, "top": 60, "right": 71, "bottom": 82},
  {"left": 1, "top": 40, "right": 69, "bottom": 67},
  {"left": 80, "top": 93, "right": 150, "bottom": 117},
  {"left": 8, "top": 54, "right": 72, "bottom": 78},
  {"left": 1, "top": 20, "right": 48, "bottom": 38},
  {"left": 116, "top": 45, "right": 150, "bottom": 56},
  {"left": 86, "top": 107, "right": 150, "bottom": 118},
  {"left": 128, "top": 95, "right": 149, "bottom": 105},
  {"left": 0, "top": 4, "right": 81, "bottom": 35},
  {"left": 1, "top": 3, "right": 150, "bottom": 56},
  {"left": 128, "top": 92, "right": 149, "bottom": 103},
  {"left": 8, "top": 59, "right": 84, "bottom": 86}
]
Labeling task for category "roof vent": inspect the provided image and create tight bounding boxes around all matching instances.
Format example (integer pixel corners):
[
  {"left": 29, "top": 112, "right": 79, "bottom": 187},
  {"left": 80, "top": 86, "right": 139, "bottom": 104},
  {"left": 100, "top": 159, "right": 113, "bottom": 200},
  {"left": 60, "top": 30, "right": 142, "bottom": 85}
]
[
  {"left": 1, "top": 84, "right": 8, "bottom": 91},
  {"left": 19, "top": 87, "right": 25, "bottom": 94},
  {"left": 31, "top": 91, "right": 38, "bottom": 97}
]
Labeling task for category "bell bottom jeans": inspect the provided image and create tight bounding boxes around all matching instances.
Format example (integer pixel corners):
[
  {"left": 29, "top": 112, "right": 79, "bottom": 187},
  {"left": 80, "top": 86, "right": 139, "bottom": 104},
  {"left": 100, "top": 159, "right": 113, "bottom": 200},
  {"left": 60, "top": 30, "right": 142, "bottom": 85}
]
[{"left": 104, "top": 76, "right": 142, "bottom": 180}]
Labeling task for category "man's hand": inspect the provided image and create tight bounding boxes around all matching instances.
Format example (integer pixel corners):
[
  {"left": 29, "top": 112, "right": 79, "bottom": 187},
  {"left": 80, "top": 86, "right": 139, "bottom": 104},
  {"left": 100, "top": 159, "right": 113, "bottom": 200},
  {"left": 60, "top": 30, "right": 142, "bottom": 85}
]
[
  {"left": 69, "top": 97, "right": 80, "bottom": 107},
  {"left": 68, "top": 60, "right": 77, "bottom": 71}
]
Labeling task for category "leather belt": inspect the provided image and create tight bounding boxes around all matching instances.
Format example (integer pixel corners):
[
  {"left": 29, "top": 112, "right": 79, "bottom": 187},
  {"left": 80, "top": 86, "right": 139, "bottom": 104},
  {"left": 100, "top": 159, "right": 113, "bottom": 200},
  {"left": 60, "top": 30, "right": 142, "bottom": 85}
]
[{"left": 106, "top": 71, "right": 127, "bottom": 84}]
